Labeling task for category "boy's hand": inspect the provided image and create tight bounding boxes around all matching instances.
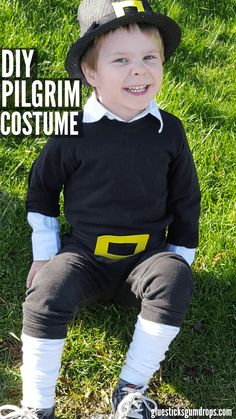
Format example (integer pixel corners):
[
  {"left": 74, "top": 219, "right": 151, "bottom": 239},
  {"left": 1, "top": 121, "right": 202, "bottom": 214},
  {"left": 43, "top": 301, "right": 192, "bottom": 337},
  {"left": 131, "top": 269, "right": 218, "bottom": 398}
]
[{"left": 26, "top": 260, "right": 49, "bottom": 288}]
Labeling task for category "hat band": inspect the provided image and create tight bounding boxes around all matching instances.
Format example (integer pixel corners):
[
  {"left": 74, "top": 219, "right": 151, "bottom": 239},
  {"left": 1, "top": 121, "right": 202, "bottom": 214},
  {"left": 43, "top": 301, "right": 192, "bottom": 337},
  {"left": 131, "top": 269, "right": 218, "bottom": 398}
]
[
  {"left": 86, "top": 0, "right": 153, "bottom": 33},
  {"left": 88, "top": 9, "right": 141, "bottom": 32},
  {"left": 83, "top": 0, "right": 155, "bottom": 36}
]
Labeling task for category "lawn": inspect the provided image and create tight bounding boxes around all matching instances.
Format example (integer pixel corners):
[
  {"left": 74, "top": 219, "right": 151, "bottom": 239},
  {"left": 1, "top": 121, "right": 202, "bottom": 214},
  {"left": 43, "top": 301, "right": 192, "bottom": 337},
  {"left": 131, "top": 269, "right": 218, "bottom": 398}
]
[{"left": 0, "top": 0, "right": 235, "bottom": 418}]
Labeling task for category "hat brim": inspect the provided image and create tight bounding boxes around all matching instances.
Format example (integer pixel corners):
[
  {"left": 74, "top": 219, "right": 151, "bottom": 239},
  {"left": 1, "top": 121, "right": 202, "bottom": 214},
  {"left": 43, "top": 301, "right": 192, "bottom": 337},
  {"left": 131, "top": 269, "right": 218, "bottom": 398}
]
[{"left": 65, "top": 12, "right": 181, "bottom": 79}]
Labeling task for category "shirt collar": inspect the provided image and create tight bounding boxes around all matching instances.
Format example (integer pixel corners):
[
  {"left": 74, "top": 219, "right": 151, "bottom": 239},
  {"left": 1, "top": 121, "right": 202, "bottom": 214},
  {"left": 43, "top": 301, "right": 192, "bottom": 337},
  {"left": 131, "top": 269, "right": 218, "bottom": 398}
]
[{"left": 83, "top": 92, "right": 163, "bottom": 133}]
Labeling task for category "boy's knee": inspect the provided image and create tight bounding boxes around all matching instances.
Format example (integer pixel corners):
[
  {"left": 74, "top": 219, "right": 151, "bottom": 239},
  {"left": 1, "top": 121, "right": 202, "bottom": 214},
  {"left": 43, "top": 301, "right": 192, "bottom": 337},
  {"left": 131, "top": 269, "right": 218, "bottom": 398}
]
[
  {"left": 22, "top": 253, "right": 84, "bottom": 338},
  {"left": 25, "top": 255, "right": 76, "bottom": 309},
  {"left": 130, "top": 252, "right": 195, "bottom": 326},
  {"left": 161, "top": 252, "right": 194, "bottom": 297},
  {"left": 143, "top": 252, "right": 194, "bottom": 301}
]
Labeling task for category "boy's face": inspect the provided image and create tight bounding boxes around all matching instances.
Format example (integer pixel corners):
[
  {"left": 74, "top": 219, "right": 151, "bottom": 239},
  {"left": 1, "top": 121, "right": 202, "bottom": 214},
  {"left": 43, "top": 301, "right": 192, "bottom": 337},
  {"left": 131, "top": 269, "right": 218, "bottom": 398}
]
[{"left": 82, "top": 27, "right": 163, "bottom": 121}]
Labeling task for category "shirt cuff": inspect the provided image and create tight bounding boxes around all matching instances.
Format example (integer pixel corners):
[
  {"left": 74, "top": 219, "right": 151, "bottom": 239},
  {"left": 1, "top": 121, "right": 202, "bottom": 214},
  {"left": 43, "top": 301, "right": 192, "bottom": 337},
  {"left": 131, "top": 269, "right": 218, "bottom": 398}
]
[
  {"left": 27, "top": 212, "right": 61, "bottom": 260},
  {"left": 165, "top": 243, "right": 196, "bottom": 266}
]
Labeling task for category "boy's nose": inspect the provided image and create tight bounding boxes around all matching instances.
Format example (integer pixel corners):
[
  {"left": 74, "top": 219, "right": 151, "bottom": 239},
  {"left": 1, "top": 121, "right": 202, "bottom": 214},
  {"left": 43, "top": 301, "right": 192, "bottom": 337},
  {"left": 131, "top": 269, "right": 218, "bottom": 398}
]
[{"left": 130, "top": 62, "right": 146, "bottom": 76}]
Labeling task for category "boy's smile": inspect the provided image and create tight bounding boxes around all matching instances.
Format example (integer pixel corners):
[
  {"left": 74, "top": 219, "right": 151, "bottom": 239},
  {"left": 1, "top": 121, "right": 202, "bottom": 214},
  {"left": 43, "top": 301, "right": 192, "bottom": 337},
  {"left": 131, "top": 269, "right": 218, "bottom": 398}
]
[{"left": 82, "top": 27, "right": 163, "bottom": 121}]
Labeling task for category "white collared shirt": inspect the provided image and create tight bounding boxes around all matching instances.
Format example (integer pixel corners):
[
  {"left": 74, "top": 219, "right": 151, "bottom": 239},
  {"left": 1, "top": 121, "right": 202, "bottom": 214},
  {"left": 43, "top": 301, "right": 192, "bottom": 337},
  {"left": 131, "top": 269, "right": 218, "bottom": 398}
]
[
  {"left": 83, "top": 92, "right": 163, "bottom": 133},
  {"left": 28, "top": 94, "right": 195, "bottom": 264}
]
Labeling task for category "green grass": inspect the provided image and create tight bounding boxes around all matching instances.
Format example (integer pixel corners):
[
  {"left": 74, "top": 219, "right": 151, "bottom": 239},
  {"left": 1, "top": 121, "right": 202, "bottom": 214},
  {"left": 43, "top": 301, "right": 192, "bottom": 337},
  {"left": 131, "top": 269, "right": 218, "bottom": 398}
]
[{"left": 0, "top": 0, "right": 236, "bottom": 417}]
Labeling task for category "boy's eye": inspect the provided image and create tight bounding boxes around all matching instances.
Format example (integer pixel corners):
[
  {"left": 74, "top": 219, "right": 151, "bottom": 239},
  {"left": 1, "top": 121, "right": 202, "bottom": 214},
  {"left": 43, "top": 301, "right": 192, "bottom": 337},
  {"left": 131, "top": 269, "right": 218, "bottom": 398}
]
[
  {"left": 113, "top": 58, "right": 127, "bottom": 63},
  {"left": 144, "top": 55, "right": 157, "bottom": 60}
]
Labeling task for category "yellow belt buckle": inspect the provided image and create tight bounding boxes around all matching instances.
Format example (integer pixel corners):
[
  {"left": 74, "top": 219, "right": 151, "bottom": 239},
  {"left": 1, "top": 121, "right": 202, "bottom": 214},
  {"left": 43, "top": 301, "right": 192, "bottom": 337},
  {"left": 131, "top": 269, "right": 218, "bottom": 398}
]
[
  {"left": 94, "top": 234, "right": 150, "bottom": 260},
  {"left": 112, "top": 1, "right": 145, "bottom": 17}
]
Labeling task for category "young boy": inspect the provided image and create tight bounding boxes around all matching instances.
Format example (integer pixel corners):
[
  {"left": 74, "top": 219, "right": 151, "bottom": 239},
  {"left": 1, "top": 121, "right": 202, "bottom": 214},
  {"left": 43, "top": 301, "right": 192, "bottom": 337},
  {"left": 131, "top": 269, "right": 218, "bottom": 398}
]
[{"left": 0, "top": 0, "right": 200, "bottom": 418}]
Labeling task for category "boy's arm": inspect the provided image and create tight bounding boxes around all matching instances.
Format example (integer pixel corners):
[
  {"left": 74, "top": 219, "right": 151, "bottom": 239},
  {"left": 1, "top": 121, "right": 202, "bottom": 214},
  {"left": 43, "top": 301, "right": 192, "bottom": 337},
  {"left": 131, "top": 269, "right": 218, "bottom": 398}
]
[
  {"left": 166, "top": 119, "right": 201, "bottom": 251},
  {"left": 26, "top": 212, "right": 61, "bottom": 288},
  {"left": 26, "top": 135, "right": 79, "bottom": 217},
  {"left": 26, "top": 135, "right": 79, "bottom": 287},
  {"left": 165, "top": 243, "right": 195, "bottom": 266},
  {"left": 27, "top": 212, "right": 61, "bottom": 261}
]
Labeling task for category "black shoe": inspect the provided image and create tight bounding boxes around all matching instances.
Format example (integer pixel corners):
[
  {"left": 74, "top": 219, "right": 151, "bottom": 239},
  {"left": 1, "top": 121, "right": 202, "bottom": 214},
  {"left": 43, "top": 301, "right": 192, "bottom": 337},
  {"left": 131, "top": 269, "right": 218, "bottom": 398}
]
[
  {"left": 111, "top": 384, "right": 158, "bottom": 418},
  {"left": 0, "top": 405, "right": 55, "bottom": 418}
]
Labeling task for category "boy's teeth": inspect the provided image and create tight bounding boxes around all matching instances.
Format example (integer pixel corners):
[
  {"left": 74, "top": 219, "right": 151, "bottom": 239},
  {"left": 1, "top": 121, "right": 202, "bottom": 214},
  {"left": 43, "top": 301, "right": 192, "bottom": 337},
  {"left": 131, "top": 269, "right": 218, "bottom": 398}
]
[{"left": 127, "top": 85, "right": 147, "bottom": 92}]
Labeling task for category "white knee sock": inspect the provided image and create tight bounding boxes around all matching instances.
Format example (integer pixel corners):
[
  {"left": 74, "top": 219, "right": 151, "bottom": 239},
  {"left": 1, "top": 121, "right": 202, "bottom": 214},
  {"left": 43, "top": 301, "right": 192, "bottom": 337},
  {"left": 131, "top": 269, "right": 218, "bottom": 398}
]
[
  {"left": 119, "top": 315, "right": 179, "bottom": 388},
  {"left": 21, "top": 334, "right": 65, "bottom": 409}
]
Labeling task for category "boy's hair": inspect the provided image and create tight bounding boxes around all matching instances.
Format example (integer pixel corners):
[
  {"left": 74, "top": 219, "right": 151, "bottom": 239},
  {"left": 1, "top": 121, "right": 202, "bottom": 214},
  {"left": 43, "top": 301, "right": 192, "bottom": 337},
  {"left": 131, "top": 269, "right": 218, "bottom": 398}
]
[{"left": 81, "top": 22, "right": 164, "bottom": 73}]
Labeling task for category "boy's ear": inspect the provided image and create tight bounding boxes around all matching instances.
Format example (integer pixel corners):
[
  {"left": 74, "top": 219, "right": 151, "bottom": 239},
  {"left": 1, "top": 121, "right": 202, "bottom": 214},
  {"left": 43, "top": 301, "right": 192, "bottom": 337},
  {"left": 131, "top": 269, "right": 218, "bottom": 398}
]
[{"left": 81, "top": 63, "right": 97, "bottom": 87}]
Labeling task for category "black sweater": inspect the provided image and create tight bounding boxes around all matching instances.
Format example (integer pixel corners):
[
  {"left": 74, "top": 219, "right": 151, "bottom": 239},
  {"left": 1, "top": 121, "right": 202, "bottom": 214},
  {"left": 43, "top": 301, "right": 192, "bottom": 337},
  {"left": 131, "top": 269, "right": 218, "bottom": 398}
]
[{"left": 26, "top": 111, "right": 201, "bottom": 258}]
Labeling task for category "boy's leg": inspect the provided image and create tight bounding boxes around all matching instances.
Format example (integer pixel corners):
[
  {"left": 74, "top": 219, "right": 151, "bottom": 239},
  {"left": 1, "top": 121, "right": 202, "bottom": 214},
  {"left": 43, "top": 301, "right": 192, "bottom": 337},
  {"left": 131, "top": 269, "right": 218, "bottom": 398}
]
[
  {"left": 118, "top": 251, "right": 194, "bottom": 388},
  {"left": 20, "top": 335, "right": 64, "bottom": 411},
  {"left": 21, "top": 250, "right": 109, "bottom": 410}
]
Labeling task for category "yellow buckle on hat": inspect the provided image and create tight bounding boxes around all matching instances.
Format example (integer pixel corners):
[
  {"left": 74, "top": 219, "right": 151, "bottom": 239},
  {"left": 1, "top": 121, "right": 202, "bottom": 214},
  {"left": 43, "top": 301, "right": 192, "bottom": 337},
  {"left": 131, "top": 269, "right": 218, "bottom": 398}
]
[
  {"left": 112, "top": 1, "right": 145, "bottom": 17},
  {"left": 94, "top": 233, "right": 150, "bottom": 260}
]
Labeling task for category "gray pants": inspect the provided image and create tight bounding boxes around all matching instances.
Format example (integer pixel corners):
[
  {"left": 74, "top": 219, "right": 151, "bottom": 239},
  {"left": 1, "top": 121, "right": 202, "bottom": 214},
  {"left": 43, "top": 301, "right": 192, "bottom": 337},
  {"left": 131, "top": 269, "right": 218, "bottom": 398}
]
[{"left": 22, "top": 245, "right": 194, "bottom": 339}]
